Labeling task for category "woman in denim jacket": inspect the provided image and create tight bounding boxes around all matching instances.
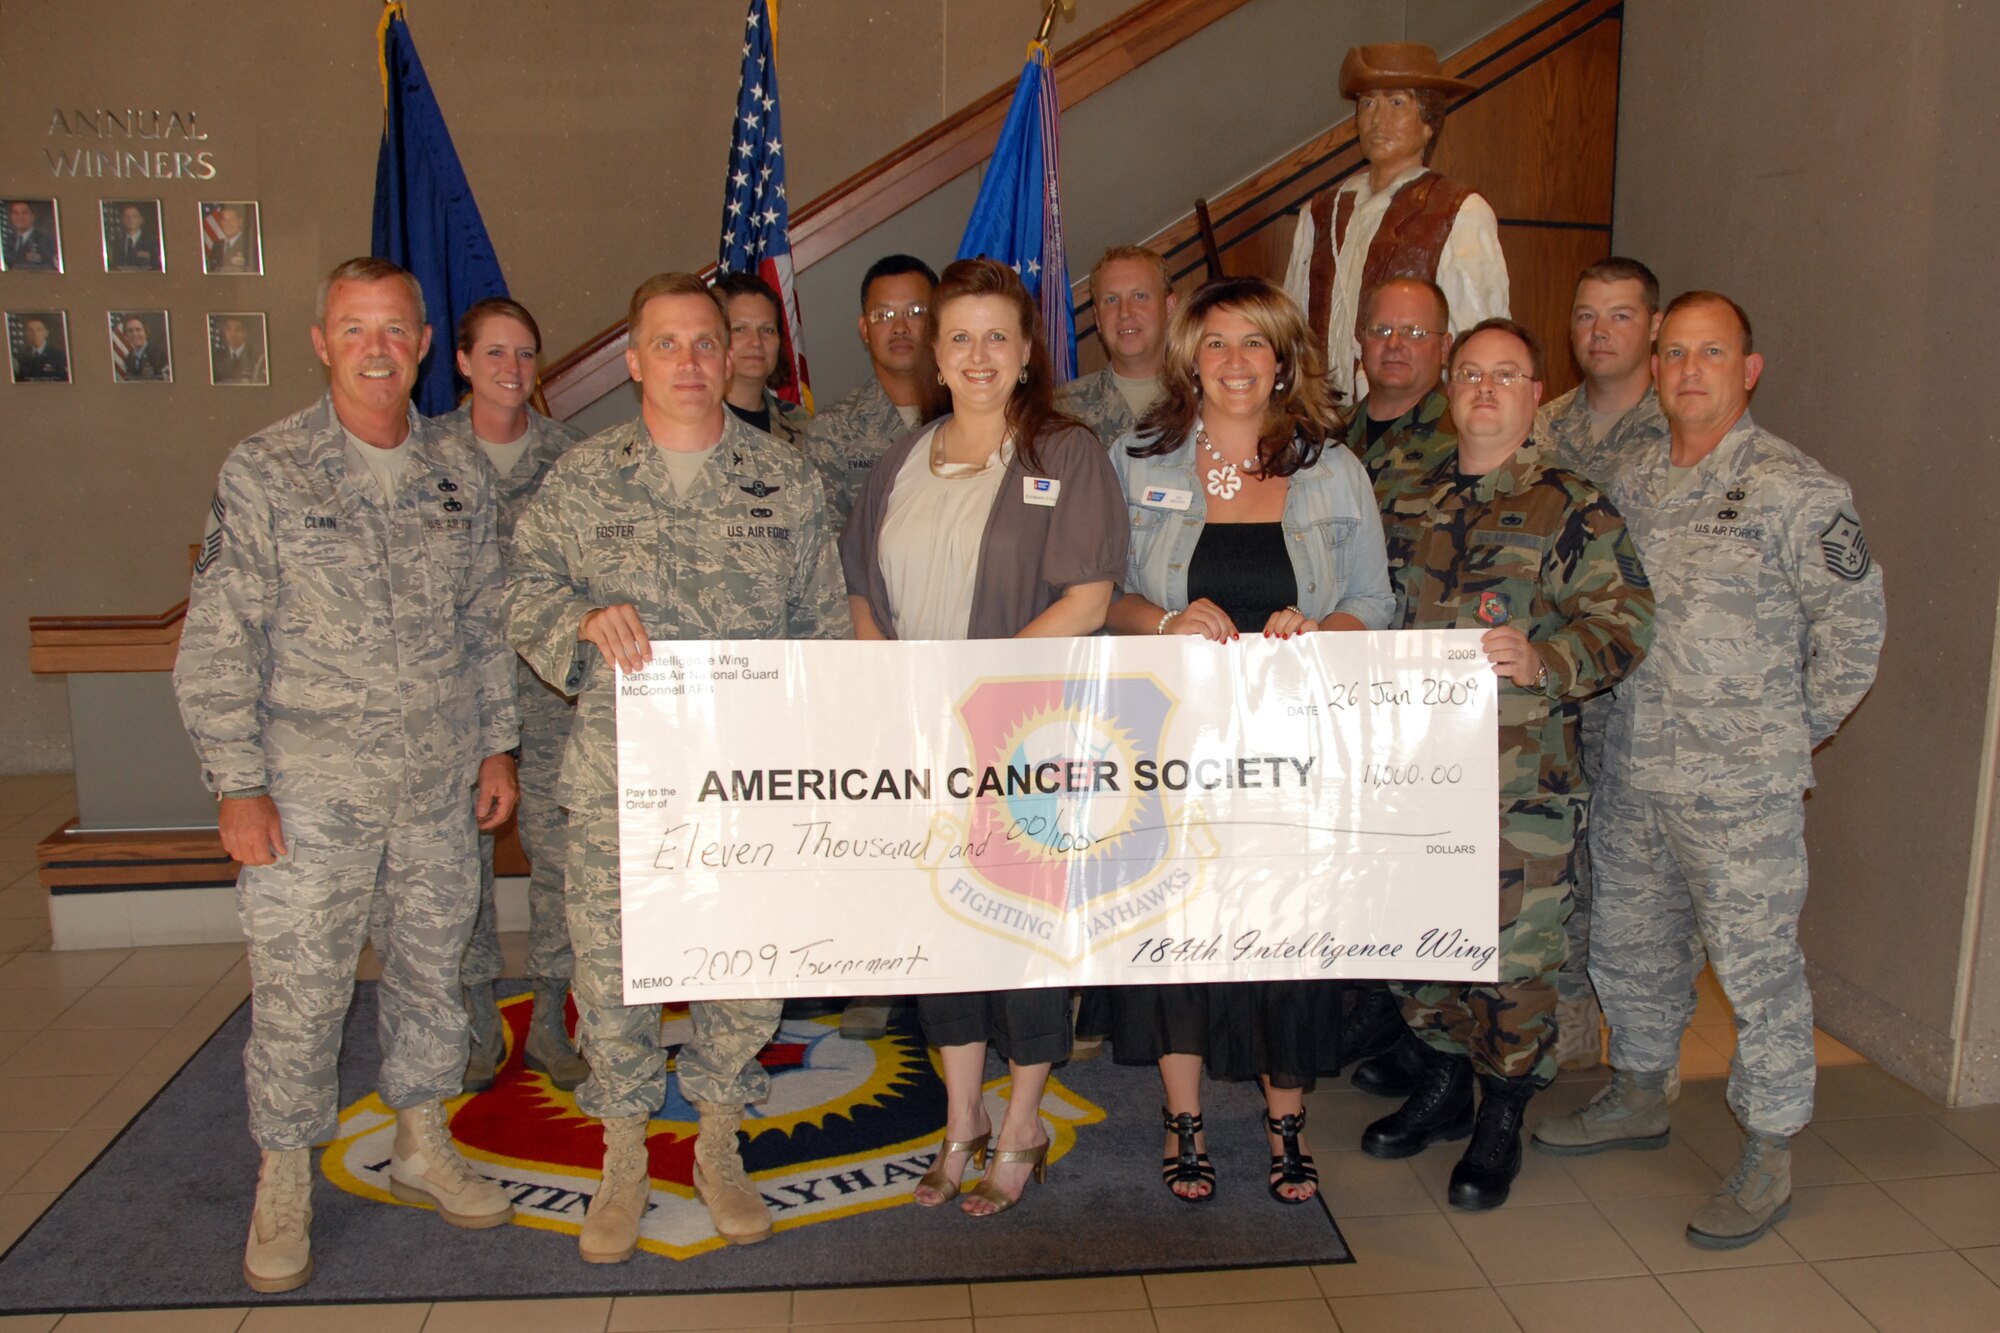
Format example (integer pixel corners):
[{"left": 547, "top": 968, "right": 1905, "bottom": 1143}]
[{"left": 1102, "top": 275, "right": 1393, "bottom": 1208}]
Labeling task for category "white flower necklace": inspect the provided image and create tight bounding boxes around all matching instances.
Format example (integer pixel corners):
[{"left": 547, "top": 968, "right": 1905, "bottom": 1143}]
[{"left": 1197, "top": 423, "right": 1258, "bottom": 499}]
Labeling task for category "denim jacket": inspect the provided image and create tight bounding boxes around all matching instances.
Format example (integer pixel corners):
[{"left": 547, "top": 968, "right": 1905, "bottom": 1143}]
[{"left": 1108, "top": 429, "right": 1395, "bottom": 628}]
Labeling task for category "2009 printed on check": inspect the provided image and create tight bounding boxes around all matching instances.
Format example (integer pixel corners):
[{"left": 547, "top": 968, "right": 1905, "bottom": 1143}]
[{"left": 614, "top": 630, "right": 1499, "bottom": 1002}]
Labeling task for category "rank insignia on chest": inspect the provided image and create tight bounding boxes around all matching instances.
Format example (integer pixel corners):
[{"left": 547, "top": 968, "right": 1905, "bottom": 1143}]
[
  {"left": 1500, "top": 513, "right": 1525, "bottom": 527},
  {"left": 739, "top": 479, "right": 780, "bottom": 498},
  {"left": 437, "top": 478, "right": 459, "bottom": 493},
  {"left": 1477, "top": 591, "right": 1510, "bottom": 626}
]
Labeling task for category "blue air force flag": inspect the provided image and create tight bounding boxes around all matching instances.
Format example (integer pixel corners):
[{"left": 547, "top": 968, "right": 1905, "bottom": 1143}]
[
  {"left": 956, "top": 42, "right": 1077, "bottom": 383},
  {"left": 371, "top": 1, "right": 510, "bottom": 416}
]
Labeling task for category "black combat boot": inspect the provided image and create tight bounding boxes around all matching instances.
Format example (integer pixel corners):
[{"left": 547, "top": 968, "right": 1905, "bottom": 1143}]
[
  {"left": 1351, "top": 1029, "right": 1431, "bottom": 1098},
  {"left": 1338, "top": 983, "right": 1407, "bottom": 1071},
  {"left": 1360, "top": 1046, "right": 1474, "bottom": 1159},
  {"left": 1447, "top": 1073, "right": 1538, "bottom": 1210}
]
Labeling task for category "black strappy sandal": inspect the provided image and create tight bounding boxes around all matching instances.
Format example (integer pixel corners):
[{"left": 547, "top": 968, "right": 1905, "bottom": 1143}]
[
  {"left": 1161, "top": 1107, "right": 1216, "bottom": 1203},
  {"left": 1267, "top": 1109, "right": 1319, "bottom": 1205}
]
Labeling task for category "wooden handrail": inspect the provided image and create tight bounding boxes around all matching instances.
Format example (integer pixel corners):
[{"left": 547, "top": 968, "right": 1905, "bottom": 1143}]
[
  {"left": 540, "top": 0, "right": 1256, "bottom": 419},
  {"left": 30, "top": 598, "right": 188, "bottom": 674},
  {"left": 1071, "top": 0, "right": 1623, "bottom": 338}
]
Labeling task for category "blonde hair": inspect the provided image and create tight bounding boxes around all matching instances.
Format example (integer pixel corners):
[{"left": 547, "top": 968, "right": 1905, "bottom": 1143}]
[{"left": 1089, "top": 244, "right": 1172, "bottom": 296}]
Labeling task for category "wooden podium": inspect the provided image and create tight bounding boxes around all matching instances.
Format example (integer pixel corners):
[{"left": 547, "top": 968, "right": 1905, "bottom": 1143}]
[{"left": 29, "top": 561, "right": 530, "bottom": 948}]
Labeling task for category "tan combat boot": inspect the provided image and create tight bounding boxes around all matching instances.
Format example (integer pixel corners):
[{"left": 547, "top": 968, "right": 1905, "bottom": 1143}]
[
  {"left": 579, "top": 1114, "right": 652, "bottom": 1263},
  {"left": 1530, "top": 1070, "right": 1671, "bottom": 1155},
  {"left": 463, "top": 982, "right": 505, "bottom": 1092},
  {"left": 523, "top": 983, "right": 590, "bottom": 1092},
  {"left": 691, "top": 1100, "right": 773, "bottom": 1245},
  {"left": 1554, "top": 991, "right": 1605, "bottom": 1071},
  {"left": 243, "top": 1147, "right": 313, "bottom": 1293},
  {"left": 1687, "top": 1132, "right": 1791, "bottom": 1249},
  {"left": 388, "top": 1100, "right": 514, "bottom": 1227}
]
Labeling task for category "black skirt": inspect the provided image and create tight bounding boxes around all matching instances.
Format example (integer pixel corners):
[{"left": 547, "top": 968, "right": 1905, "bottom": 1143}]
[
  {"left": 1106, "top": 980, "right": 1346, "bottom": 1091},
  {"left": 918, "top": 987, "right": 1072, "bottom": 1066}
]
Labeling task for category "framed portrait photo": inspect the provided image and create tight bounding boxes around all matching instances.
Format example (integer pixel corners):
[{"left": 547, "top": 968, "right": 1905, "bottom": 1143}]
[
  {"left": 207, "top": 312, "right": 269, "bottom": 387},
  {"left": 199, "top": 201, "right": 262, "bottom": 276},
  {"left": 109, "top": 308, "right": 171, "bottom": 382},
  {"left": 101, "top": 199, "right": 164, "bottom": 273},
  {"left": 7, "top": 310, "right": 70, "bottom": 384},
  {"left": 2, "top": 199, "right": 63, "bottom": 274}
]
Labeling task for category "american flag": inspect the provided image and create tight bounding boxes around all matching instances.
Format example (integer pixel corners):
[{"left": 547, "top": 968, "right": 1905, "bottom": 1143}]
[{"left": 717, "top": 0, "right": 810, "bottom": 409}]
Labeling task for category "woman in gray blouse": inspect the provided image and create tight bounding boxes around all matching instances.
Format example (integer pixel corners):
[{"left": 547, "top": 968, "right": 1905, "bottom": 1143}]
[
  {"left": 841, "top": 258, "right": 1127, "bottom": 1216},
  {"left": 1102, "top": 276, "right": 1393, "bottom": 1208}
]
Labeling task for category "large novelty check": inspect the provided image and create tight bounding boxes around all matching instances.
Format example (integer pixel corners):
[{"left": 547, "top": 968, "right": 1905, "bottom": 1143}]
[{"left": 614, "top": 630, "right": 1499, "bottom": 1002}]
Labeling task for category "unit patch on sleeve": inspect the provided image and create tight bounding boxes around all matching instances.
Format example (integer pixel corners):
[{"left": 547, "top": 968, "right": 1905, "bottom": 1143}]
[{"left": 1819, "top": 509, "right": 1871, "bottom": 581}]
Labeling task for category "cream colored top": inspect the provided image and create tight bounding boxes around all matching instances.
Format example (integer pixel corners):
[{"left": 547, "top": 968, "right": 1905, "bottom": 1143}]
[
  {"left": 475, "top": 430, "right": 534, "bottom": 480},
  {"left": 344, "top": 428, "right": 410, "bottom": 508},
  {"left": 878, "top": 425, "right": 1013, "bottom": 640},
  {"left": 1112, "top": 370, "right": 1163, "bottom": 420}
]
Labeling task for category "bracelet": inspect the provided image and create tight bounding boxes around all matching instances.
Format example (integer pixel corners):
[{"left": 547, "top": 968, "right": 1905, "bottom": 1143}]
[{"left": 1156, "top": 608, "right": 1179, "bottom": 635}]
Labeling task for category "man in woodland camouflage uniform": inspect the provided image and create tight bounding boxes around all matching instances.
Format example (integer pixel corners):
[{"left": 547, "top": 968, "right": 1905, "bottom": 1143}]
[{"left": 1358, "top": 319, "right": 1653, "bottom": 1213}]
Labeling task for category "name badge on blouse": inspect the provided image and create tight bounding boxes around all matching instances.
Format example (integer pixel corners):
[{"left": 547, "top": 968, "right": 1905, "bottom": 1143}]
[
  {"left": 1140, "top": 486, "right": 1192, "bottom": 511},
  {"left": 1023, "top": 476, "right": 1061, "bottom": 507}
]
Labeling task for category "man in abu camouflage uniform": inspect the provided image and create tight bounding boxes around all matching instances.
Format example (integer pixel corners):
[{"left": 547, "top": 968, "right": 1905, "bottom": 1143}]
[
  {"left": 438, "top": 296, "right": 592, "bottom": 1094},
  {"left": 794, "top": 253, "right": 933, "bottom": 1040},
  {"left": 1357, "top": 318, "right": 1654, "bottom": 1212},
  {"left": 1337, "top": 275, "right": 1461, "bottom": 1097},
  {"left": 175, "top": 258, "right": 521, "bottom": 1294},
  {"left": 1533, "top": 292, "right": 1886, "bottom": 1252},
  {"left": 796, "top": 253, "right": 934, "bottom": 530},
  {"left": 1058, "top": 245, "right": 1177, "bottom": 445},
  {"left": 1532, "top": 257, "right": 1672, "bottom": 1072},
  {"left": 507, "top": 272, "right": 851, "bottom": 1263}
]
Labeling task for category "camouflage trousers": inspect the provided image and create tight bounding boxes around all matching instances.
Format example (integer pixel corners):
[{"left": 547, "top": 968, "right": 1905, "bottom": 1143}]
[
  {"left": 462, "top": 671, "right": 575, "bottom": 991},
  {"left": 1556, "top": 697, "right": 1610, "bottom": 1006},
  {"left": 1589, "top": 778, "right": 1814, "bottom": 1136},
  {"left": 1391, "top": 798, "right": 1577, "bottom": 1085},
  {"left": 567, "top": 804, "right": 782, "bottom": 1120},
  {"left": 236, "top": 764, "right": 479, "bottom": 1149}
]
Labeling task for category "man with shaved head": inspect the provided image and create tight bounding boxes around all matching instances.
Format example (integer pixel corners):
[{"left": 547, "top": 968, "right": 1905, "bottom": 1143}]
[{"left": 1533, "top": 292, "right": 1886, "bottom": 1253}]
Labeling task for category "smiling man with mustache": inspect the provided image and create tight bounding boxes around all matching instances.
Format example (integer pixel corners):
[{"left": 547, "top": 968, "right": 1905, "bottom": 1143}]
[
  {"left": 175, "top": 257, "right": 522, "bottom": 1293},
  {"left": 1282, "top": 43, "right": 1509, "bottom": 406}
]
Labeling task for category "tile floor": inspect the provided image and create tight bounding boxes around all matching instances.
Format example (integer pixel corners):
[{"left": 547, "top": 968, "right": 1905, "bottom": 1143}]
[{"left": 0, "top": 772, "right": 1995, "bottom": 1330}]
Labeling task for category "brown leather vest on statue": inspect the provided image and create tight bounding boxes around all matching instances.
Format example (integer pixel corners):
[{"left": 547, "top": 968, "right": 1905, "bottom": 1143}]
[{"left": 1307, "top": 171, "right": 1475, "bottom": 349}]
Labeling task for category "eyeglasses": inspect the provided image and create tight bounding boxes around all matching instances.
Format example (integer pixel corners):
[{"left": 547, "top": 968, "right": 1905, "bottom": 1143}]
[
  {"left": 1450, "top": 366, "right": 1535, "bottom": 388},
  {"left": 865, "top": 303, "right": 928, "bottom": 325},
  {"left": 1361, "top": 323, "right": 1443, "bottom": 342}
]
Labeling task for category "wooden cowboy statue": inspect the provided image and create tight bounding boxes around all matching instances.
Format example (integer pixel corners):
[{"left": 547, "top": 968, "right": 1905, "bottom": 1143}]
[{"left": 1283, "top": 42, "right": 1509, "bottom": 403}]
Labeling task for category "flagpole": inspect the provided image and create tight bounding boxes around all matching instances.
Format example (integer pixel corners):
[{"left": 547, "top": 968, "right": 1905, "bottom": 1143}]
[{"left": 1035, "top": 0, "right": 1073, "bottom": 45}]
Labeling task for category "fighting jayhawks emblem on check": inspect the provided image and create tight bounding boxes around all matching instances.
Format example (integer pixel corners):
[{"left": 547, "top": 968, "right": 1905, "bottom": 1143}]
[
  {"left": 324, "top": 996, "right": 1104, "bottom": 1258},
  {"left": 922, "top": 675, "right": 1216, "bottom": 965}
]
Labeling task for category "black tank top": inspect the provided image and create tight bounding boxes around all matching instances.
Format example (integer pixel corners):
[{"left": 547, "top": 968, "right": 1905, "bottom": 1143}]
[{"left": 1187, "top": 522, "right": 1297, "bottom": 634}]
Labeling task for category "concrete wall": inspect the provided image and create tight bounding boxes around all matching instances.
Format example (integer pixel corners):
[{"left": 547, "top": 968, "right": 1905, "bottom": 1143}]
[
  {"left": 1614, "top": 2, "right": 2000, "bottom": 1101},
  {"left": 0, "top": 0, "right": 1133, "bottom": 772}
]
